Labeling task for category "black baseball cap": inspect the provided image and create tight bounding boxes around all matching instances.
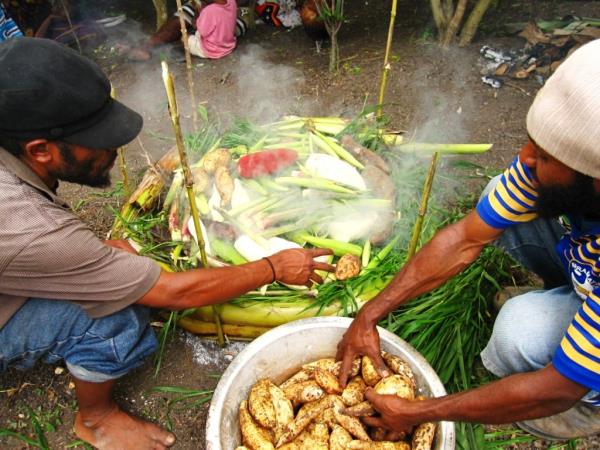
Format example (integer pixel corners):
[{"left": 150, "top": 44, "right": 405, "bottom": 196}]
[{"left": 0, "top": 38, "right": 142, "bottom": 149}]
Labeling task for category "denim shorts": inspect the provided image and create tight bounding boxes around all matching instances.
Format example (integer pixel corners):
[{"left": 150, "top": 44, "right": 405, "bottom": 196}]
[{"left": 0, "top": 298, "right": 157, "bottom": 382}]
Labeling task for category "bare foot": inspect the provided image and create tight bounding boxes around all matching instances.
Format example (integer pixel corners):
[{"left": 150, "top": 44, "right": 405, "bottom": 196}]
[{"left": 75, "top": 405, "right": 176, "bottom": 450}]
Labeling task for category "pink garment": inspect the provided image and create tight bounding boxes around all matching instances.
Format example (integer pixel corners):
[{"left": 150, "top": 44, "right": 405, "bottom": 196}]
[{"left": 195, "top": 0, "right": 237, "bottom": 59}]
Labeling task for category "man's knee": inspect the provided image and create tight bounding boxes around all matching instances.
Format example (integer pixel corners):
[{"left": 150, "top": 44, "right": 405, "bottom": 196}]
[
  {"left": 481, "top": 291, "right": 569, "bottom": 377},
  {"left": 63, "top": 305, "right": 157, "bottom": 381}
]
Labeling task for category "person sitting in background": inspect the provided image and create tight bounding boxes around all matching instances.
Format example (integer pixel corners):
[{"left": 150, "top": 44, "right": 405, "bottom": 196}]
[
  {"left": 0, "top": 3, "right": 23, "bottom": 41},
  {"left": 188, "top": 0, "right": 237, "bottom": 59},
  {"left": 33, "top": 1, "right": 106, "bottom": 49},
  {"left": 127, "top": 0, "right": 246, "bottom": 61}
]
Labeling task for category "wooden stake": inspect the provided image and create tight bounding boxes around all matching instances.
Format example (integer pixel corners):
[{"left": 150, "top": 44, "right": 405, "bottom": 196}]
[
  {"left": 377, "top": 0, "right": 397, "bottom": 118},
  {"left": 59, "top": 0, "right": 82, "bottom": 53},
  {"left": 407, "top": 152, "right": 439, "bottom": 259},
  {"left": 161, "top": 61, "right": 225, "bottom": 347},
  {"left": 175, "top": 0, "right": 199, "bottom": 131}
]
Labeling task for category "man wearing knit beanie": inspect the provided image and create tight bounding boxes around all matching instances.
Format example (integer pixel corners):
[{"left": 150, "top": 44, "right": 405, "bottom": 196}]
[{"left": 337, "top": 39, "right": 600, "bottom": 440}]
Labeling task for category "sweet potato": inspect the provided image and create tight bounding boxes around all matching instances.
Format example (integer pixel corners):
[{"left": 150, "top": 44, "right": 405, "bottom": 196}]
[
  {"left": 330, "top": 424, "right": 353, "bottom": 450},
  {"left": 341, "top": 376, "right": 367, "bottom": 406},
  {"left": 249, "top": 379, "right": 277, "bottom": 429},
  {"left": 239, "top": 400, "right": 275, "bottom": 450},
  {"left": 361, "top": 356, "right": 382, "bottom": 387},
  {"left": 314, "top": 368, "right": 343, "bottom": 395},
  {"left": 374, "top": 375, "right": 415, "bottom": 400}
]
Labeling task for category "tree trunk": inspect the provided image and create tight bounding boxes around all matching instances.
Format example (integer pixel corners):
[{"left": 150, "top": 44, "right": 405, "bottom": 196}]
[
  {"left": 329, "top": 31, "right": 339, "bottom": 73},
  {"left": 430, "top": 0, "right": 446, "bottom": 32},
  {"left": 458, "top": 0, "right": 493, "bottom": 46},
  {"left": 152, "top": 0, "right": 168, "bottom": 31},
  {"left": 441, "top": 0, "right": 467, "bottom": 46}
]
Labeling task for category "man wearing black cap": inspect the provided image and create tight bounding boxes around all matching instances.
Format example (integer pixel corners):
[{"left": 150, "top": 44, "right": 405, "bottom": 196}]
[{"left": 0, "top": 38, "right": 333, "bottom": 449}]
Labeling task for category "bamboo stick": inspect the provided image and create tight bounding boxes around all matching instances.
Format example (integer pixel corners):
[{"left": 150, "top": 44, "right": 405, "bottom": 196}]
[
  {"left": 161, "top": 61, "right": 225, "bottom": 346},
  {"left": 377, "top": 0, "right": 398, "bottom": 119},
  {"left": 175, "top": 0, "right": 198, "bottom": 131},
  {"left": 59, "top": 0, "right": 82, "bottom": 53},
  {"left": 407, "top": 152, "right": 439, "bottom": 259},
  {"left": 110, "top": 87, "right": 131, "bottom": 199}
]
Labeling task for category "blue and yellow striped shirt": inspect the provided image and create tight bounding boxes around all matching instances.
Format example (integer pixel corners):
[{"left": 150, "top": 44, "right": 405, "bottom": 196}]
[{"left": 477, "top": 157, "right": 600, "bottom": 393}]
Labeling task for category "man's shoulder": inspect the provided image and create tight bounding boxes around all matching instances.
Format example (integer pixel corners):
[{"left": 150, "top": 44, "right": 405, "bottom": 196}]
[{"left": 0, "top": 164, "right": 74, "bottom": 235}]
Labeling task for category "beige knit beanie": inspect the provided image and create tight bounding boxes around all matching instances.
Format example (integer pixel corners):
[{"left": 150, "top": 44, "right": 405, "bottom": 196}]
[{"left": 526, "top": 39, "right": 600, "bottom": 179}]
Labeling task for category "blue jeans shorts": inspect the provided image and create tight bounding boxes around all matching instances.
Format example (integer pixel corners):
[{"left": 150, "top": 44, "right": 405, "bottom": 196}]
[{"left": 0, "top": 299, "right": 157, "bottom": 382}]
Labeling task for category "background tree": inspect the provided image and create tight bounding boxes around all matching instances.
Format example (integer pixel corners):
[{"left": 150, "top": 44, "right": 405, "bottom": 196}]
[
  {"left": 431, "top": 0, "right": 495, "bottom": 46},
  {"left": 316, "top": 0, "right": 345, "bottom": 73}
]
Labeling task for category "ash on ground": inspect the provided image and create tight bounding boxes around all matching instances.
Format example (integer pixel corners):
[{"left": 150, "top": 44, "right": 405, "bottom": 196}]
[{"left": 185, "top": 333, "right": 249, "bottom": 370}]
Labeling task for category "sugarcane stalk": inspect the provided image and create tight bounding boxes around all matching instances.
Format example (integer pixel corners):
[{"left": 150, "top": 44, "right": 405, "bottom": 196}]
[
  {"left": 275, "top": 176, "right": 358, "bottom": 195},
  {"left": 407, "top": 153, "right": 439, "bottom": 259},
  {"left": 110, "top": 145, "right": 181, "bottom": 239},
  {"left": 291, "top": 232, "right": 362, "bottom": 257},
  {"left": 110, "top": 87, "right": 131, "bottom": 199},
  {"left": 161, "top": 61, "right": 225, "bottom": 346},
  {"left": 311, "top": 129, "right": 364, "bottom": 169},
  {"left": 174, "top": 0, "right": 198, "bottom": 131},
  {"left": 396, "top": 143, "right": 492, "bottom": 154},
  {"left": 377, "top": 0, "right": 397, "bottom": 118}
]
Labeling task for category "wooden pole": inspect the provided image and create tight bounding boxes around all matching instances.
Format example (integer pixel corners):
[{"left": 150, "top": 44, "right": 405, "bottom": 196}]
[
  {"left": 407, "top": 152, "right": 439, "bottom": 259},
  {"left": 59, "top": 0, "right": 82, "bottom": 53},
  {"left": 175, "top": 0, "right": 199, "bottom": 131},
  {"left": 161, "top": 61, "right": 225, "bottom": 347},
  {"left": 377, "top": 0, "right": 397, "bottom": 119}
]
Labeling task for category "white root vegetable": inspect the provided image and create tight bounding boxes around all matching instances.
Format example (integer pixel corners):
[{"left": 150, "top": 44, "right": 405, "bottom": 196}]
[
  {"left": 234, "top": 235, "right": 302, "bottom": 262},
  {"left": 305, "top": 153, "right": 367, "bottom": 191}
]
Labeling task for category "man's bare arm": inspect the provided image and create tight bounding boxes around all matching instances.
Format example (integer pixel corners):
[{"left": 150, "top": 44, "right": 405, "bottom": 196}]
[
  {"left": 359, "top": 210, "right": 502, "bottom": 324},
  {"left": 137, "top": 248, "right": 333, "bottom": 310},
  {"left": 362, "top": 365, "right": 588, "bottom": 431},
  {"left": 337, "top": 210, "right": 503, "bottom": 385}
]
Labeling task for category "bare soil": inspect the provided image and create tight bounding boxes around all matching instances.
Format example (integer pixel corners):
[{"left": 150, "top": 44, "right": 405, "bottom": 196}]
[{"left": 2, "top": 1, "right": 600, "bottom": 449}]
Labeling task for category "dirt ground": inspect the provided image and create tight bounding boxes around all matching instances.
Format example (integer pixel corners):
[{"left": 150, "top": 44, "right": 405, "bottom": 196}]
[{"left": 2, "top": 1, "right": 600, "bottom": 449}]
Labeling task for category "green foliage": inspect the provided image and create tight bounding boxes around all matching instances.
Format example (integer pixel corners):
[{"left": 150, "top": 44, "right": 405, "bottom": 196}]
[
  {"left": 149, "top": 386, "right": 214, "bottom": 431},
  {"left": 221, "top": 118, "right": 267, "bottom": 149},
  {"left": 0, "top": 405, "right": 63, "bottom": 449}
]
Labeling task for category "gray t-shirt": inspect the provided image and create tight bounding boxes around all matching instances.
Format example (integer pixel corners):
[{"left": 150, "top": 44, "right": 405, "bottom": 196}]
[{"left": 0, "top": 148, "right": 161, "bottom": 329}]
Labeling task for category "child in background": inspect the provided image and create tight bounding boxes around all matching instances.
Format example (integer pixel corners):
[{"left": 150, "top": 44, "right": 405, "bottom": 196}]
[{"left": 188, "top": 0, "right": 237, "bottom": 59}]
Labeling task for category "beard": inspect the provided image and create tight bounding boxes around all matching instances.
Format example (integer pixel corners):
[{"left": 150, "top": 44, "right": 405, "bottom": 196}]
[
  {"left": 51, "top": 143, "right": 115, "bottom": 188},
  {"left": 536, "top": 173, "right": 600, "bottom": 219}
]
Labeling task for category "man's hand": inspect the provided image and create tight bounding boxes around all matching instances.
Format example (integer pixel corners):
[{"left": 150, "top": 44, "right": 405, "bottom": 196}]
[
  {"left": 359, "top": 388, "right": 420, "bottom": 432},
  {"left": 104, "top": 239, "right": 139, "bottom": 255},
  {"left": 336, "top": 313, "right": 390, "bottom": 388},
  {"left": 268, "top": 248, "right": 334, "bottom": 286}
]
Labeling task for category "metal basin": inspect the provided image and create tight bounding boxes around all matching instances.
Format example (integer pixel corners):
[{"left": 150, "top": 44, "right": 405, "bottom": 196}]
[{"left": 206, "top": 316, "right": 455, "bottom": 449}]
